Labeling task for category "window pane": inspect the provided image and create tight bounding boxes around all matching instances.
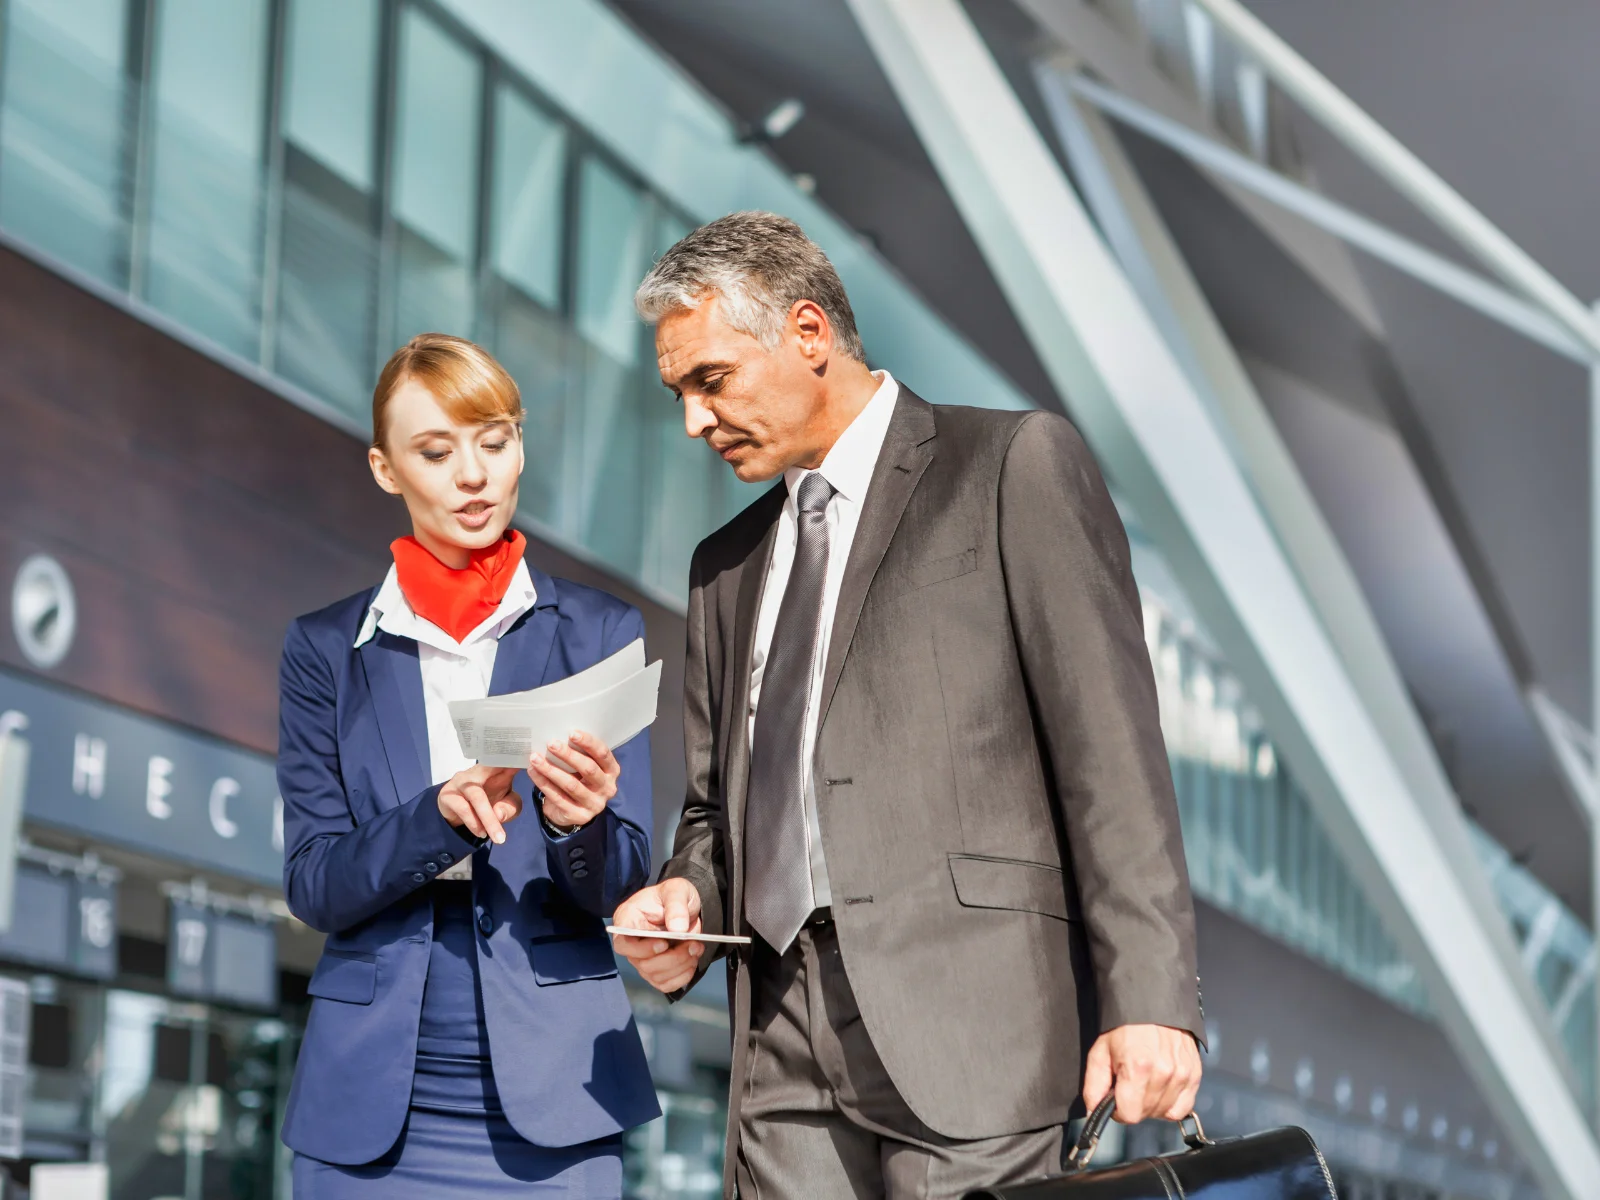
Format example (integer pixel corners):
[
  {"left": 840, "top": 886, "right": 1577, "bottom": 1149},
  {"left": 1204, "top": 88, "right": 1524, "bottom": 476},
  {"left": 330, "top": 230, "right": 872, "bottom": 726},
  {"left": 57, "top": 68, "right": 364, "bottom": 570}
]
[
  {"left": 392, "top": 9, "right": 481, "bottom": 262},
  {"left": 391, "top": 9, "right": 482, "bottom": 342},
  {"left": 276, "top": 149, "right": 381, "bottom": 421},
  {"left": 494, "top": 285, "right": 578, "bottom": 532},
  {"left": 0, "top": 0, "right": 133, "bottom": 282},
  {"left": 283, "top": 0, "right": 379, "bottom": 192},
  {"left": 575, "top": 156, "right": 649, "bottom": 366},
  {"left": 146, "top": 0, "right": 270, "bottom": 357},
  {"left": 491, "top": 86, "right": 566, "bottom": 310}
]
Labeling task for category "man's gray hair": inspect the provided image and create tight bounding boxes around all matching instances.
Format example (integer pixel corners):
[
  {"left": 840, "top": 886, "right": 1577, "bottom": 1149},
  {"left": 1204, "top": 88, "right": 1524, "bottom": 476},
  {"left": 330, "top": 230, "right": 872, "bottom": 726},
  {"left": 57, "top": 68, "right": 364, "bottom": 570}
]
[{"left": 634, "top": 211, "right": 865, "bottom": 362}]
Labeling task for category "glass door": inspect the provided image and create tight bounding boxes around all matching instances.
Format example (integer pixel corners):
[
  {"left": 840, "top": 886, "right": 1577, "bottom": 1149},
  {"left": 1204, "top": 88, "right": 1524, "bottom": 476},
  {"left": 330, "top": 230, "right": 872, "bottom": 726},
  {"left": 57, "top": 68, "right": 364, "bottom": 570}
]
[{"left": 99, "top": 990, "right": 288, "bottom": 1200}]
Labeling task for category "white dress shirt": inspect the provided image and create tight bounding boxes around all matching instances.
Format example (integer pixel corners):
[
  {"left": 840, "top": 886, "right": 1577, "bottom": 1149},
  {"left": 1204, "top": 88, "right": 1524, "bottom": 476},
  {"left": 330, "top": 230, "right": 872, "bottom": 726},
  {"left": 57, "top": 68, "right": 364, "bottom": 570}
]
[
  {"left": 354, "top": 558, "right": 539, "bottom": 879},
  {"left": 748, "top": 370, "right": 899, "bottom": 910}
]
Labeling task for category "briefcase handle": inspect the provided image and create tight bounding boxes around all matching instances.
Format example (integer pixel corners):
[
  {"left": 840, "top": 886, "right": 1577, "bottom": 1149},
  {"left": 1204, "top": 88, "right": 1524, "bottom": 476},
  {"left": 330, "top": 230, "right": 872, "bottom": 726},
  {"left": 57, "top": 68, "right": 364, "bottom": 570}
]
[{"left": 1063, "top": 1094, "right": 1211, "bottom": 1171}]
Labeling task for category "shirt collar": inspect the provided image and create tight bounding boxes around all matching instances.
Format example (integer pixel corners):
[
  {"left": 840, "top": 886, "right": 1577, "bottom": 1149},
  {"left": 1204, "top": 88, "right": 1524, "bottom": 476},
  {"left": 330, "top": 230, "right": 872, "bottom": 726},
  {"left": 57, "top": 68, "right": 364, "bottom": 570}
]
[
  {"left": 354, "top": 557, "right": 538, "bottom": 652},
  {"left": 783, "top": 370, "right": 899, "bottom": 507}
]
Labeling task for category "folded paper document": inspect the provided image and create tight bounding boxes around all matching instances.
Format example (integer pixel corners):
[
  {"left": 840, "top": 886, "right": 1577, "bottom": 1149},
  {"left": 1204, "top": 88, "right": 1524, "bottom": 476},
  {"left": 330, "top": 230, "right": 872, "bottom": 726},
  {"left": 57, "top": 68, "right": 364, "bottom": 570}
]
[{"left": 449, "top": 639, "right": 662, "bottom": 768}]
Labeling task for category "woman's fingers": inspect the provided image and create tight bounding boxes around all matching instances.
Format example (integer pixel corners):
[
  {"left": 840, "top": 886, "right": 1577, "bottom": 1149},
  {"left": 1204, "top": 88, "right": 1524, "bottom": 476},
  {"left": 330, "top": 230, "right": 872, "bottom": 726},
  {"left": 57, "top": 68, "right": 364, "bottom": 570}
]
[
  {"left": 464, "top": 782, "right": 507, "bottom": 844},
  {"left": 547, "top": 739, "right": 608, "bottom": 792},
  {"left": 568, "top": 731, "right": 619, "bottom": 781},
  {"left": 441, "top": 791, "right": 486, "bottom": 839},
  {"left": 528, "top": 757, "right": 605, "bottom": 823}
]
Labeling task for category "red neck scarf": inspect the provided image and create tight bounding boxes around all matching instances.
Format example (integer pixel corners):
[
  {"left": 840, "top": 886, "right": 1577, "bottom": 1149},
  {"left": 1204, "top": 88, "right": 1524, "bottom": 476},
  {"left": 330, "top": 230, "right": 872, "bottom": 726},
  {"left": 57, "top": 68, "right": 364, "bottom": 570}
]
[{"left": 390, "top": 530, "right": 527, "bottom": 643}]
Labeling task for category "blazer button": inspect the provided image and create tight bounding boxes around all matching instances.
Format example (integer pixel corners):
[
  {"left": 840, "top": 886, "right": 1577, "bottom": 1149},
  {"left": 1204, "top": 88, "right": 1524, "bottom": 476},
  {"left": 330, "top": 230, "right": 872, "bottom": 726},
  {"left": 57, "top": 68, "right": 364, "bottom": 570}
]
[
  {"left": 424, "top": 862, "right": 438, "bottom": 874},
  {"left": 569, "top": 847, "right": 585, "bottom": 861},
  {"left": 411, "top": 872, "right": 425, "bottom": 883},
  {"left": 440, "top": 852, "right": 453, "bottom": 865},
  {"left": 572, "top": 867, "right": 589, "bottom": 880},
  {"left": 477, "top": 911, "right": 494, "bottom": 936}
]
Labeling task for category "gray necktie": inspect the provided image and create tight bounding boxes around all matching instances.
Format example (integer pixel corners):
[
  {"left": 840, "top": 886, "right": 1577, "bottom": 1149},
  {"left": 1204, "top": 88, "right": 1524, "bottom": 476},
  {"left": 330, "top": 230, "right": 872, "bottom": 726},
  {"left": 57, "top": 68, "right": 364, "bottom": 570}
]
[{"left": 745, "top": 472, "right": 836, "bottom": 953}]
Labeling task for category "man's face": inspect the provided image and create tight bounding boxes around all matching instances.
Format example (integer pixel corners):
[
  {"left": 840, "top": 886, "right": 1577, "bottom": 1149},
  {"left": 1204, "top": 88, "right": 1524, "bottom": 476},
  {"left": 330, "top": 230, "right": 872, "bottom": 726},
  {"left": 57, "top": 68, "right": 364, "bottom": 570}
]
[{"left": 656, "top": 295, "right": 824, "bottom": 483}]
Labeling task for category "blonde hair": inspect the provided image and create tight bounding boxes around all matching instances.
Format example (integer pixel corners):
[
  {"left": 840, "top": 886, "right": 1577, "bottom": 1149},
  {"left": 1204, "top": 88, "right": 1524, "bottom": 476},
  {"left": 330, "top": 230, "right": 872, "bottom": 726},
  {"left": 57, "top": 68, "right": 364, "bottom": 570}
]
[{"left": 371, "top": 333, "right": 524, "bottom": 449}]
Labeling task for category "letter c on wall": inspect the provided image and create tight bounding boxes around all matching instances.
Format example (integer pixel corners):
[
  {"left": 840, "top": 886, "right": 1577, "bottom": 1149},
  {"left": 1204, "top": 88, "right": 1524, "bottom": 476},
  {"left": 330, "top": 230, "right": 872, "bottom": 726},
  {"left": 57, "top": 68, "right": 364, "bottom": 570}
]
[{"left": 209, "top": 777, "right": 240, "bottom": 839}]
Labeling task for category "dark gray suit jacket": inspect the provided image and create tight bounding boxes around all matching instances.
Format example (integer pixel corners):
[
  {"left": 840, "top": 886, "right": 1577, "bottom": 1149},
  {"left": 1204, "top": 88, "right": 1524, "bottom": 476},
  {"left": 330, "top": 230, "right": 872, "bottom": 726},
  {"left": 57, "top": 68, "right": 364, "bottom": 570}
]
[{"left": 661, "top": 387, "right": 1203, "bottom": 1145}]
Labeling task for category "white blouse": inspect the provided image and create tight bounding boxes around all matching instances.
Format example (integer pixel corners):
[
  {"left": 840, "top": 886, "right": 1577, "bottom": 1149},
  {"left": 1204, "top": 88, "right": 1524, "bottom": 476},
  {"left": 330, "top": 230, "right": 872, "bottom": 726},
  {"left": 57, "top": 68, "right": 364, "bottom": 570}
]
[{"left": 354, "top": 560, "right": 538, "bottom": 878}]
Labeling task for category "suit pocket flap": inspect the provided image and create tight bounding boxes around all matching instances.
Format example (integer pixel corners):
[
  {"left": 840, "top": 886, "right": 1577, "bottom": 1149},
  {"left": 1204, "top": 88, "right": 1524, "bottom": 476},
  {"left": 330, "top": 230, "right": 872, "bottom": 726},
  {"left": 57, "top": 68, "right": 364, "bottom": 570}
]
[
  {"left": 948, "top": 854, "right": 1081, "bottom": 922},
  {"left": 307, "top": 950, "right": 377, "bottom": 1004},
  {"left": 904, "top": 547, "right": 978, "bottom": 592},
  {"left": 532, "top": 936, "right": 620, "bottom": 986}
]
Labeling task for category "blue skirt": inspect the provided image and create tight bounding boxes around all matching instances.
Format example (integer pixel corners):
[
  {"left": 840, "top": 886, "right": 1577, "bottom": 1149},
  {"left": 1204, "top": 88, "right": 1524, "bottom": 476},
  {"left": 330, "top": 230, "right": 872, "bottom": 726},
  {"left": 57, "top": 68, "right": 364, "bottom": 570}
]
[{"left": 294, "top": 883, "right": 624, "bottom": 1198}]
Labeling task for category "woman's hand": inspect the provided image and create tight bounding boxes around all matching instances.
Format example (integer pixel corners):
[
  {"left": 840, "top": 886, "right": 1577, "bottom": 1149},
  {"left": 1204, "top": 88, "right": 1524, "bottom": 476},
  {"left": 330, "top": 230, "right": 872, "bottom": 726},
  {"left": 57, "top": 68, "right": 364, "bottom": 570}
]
[
  {"left": 437, "top": 765, "right": 523, "bottom": 844},
  {"left": 527, "top": 731, "right": 620, "bottom": 830}
]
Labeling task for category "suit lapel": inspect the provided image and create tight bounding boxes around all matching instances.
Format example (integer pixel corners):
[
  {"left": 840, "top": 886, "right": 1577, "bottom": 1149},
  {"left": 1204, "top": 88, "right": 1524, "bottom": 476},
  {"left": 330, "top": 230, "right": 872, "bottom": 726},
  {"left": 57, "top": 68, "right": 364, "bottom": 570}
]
[
  {"left": 357, "top": 633, "right": 431, "bottom": 809},
  {"left": 725, "top": 489, "right": 784, "bottom": 859},
  {"left": 816, "top": 389, "right": 938, "bottom": 729},
  {"left": 489, "top": 565, "right": 561, "bottom": 696}
]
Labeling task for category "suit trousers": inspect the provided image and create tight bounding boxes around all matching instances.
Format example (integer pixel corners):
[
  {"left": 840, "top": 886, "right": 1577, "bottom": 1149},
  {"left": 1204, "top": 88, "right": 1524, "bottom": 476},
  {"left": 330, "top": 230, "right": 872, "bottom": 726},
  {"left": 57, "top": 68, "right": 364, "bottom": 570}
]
[{"left": 736, "top": 924, "right": 1062, "bottom": 1200}]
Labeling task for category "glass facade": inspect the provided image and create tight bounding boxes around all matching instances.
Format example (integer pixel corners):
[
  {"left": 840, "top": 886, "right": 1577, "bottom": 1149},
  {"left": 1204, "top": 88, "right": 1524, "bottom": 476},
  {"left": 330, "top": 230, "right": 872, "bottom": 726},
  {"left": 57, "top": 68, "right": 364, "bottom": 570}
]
[
  {"left": 0, "top": 0, "right": 746, "bottom": 603},
  {"left": 2, "top": 0, "right": 1588, "bottom": 1192},
  {"left": 1141, "top": 580, "right": 1597, "bottom": 1117},
  {"left": 10, "top": 970, "right": 290, "bottom": 1200}
]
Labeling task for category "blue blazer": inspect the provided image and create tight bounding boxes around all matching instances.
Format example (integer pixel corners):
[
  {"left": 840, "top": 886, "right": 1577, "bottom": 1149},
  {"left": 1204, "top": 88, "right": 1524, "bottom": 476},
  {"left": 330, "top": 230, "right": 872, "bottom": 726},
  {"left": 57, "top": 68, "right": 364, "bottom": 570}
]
[{"left": 276, "top": 564, "right": 660, "bottom": 1165}]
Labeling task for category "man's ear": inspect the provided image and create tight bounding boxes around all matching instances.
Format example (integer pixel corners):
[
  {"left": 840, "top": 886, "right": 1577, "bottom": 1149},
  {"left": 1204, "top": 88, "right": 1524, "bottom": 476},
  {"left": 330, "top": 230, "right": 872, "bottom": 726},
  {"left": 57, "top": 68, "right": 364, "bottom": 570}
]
[
  {"left": 368, "top": 445, "right": 402, "bottom": 496},
  {"left": 791, "top": 298, "right": 832, "bottom": 364}
]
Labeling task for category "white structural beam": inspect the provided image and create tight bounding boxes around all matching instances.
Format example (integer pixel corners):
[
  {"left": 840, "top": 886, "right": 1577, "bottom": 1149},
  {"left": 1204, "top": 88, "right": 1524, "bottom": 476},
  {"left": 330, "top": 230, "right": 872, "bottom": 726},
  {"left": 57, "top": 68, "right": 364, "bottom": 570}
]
[
  {"left": 1591, "top": 297, "right": 1600, "bottom": 1127},
  {"left": 1187, "top": 0, "right": 1600, "bottom": 363},
  {"left": 1063, "top": 72, "right": 1590, "bottom": 365},
  {"left": 1527, "top": 688, "right": 1598, "bottom": 824},
  {"left": 1012, "top": 0, "right": 1387, "bottom": 338},
  {"left": 843, "top": 0, "right": 1600, "bottom": 1194},
  {"left": 1035, "top": 70, "right": 1568, "bottom": 1066}
]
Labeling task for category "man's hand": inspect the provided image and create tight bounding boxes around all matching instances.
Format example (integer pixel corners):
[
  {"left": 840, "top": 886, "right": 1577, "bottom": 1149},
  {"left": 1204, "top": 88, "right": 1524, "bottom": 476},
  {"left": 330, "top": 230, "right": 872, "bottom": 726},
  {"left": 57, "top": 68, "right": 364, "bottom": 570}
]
[
  {"left": 1083, "top": 1024, "right": 1202, "bottom": 1124},
  {"left": 438, "top": 766, "right": 523, "bottom": 844},
  {"left": 611, "top": 878, "right": 705, "bottom": 993},
  {"left": 528, "top": 730, "right": 620, "bottom": 830}
]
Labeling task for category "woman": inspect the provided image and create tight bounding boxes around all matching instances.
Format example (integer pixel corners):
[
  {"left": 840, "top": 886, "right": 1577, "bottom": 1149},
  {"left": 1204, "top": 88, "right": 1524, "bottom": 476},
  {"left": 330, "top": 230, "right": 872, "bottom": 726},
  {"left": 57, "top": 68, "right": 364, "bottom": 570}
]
[{"left": 277, "top": 334, "right": 659, "bottom": 1196}]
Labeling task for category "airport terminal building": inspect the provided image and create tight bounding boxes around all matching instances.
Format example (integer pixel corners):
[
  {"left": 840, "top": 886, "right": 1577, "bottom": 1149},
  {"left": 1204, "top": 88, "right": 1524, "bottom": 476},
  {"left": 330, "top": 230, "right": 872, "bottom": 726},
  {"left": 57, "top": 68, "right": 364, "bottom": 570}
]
[{"left": 0, "top": 1, "right": 1594, "bottom": 1197}]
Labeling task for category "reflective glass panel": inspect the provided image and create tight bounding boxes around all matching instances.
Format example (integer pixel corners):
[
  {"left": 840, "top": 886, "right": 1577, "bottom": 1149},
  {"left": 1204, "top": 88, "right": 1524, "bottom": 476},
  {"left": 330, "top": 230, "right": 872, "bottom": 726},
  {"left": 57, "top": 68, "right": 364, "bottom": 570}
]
[
  {"left": 391, "top": 8, "right": 482, "bottom": 342},
  {"left": 0, "top": 0, "right": 133, "bottom": 282},
  {"left": 282, "top": 0, "right": 380, "bottom": 192},
  {"left": 392, "top": 8, "right": 481, "bottom": 262},
  {"left": 146, "top": 0, "right": 271, "bottom": 358},
  {"left": 575, "top": 156, "right": 649, "bottom": 367},
  {"left": 495, "top": 285, "right": 578, "bottom": 534},
  {"left": 491, "top": 86, "right": 567, "bottom": 311}
]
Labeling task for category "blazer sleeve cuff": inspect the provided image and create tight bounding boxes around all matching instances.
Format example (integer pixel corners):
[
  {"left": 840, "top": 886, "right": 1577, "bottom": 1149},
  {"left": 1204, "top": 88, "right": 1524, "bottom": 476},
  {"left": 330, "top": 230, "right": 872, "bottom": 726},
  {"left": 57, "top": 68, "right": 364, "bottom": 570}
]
[
  {"left": 1097, "top": 977, "right": 1207, "bottom": 1049},
  {"left": 401, "top": 785, "right": 481, "bottom": 884}
]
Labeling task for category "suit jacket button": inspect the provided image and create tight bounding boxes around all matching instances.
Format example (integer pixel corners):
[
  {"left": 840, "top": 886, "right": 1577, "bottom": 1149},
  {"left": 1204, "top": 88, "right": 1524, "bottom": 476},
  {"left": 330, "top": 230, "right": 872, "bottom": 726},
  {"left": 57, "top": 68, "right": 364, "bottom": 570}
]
[
  {"left": 425, "top": 862, "right": 438, "bottom": 874},
  {"left": 572, "top": 867, "right": 589, "bottom": 879},
  {"left": 569, "top": 847, "right": 585, "bottom": 861},
  {"left": 477, "top": 911, "right": 494, "bottom": 936},
  {"left": 411, "top": 872, "right": 425, "bottom": 883},
  {"left": 440, "top": 852, "right": 453, "bottom": 865}
]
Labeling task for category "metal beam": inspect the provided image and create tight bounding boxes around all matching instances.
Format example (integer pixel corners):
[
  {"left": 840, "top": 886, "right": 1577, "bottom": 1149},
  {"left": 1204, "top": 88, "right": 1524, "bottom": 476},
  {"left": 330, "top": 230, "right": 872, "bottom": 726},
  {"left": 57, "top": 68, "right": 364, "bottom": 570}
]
[
  {"left": 843, "top": 0, "right": 1600, "bottom": 1192},
  {"left": 1064, "top": 72, "right": 1590, "bottom": 365},
  {"left": 1012, "top": 0, "right": 1387, "bottom": 338},
  {"left": 1591, "top": 294, "right": 1600, "bottom": 1125},
  {"left": 1187, "top": 0, "right": 1600, "bottom": 364}
]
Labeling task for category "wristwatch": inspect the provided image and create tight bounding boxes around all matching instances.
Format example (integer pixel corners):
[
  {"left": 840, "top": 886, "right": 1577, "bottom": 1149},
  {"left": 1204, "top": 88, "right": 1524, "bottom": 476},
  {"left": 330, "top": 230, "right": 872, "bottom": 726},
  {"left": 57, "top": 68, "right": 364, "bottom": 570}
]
[{"left": 535, "top": 790, "right": 581, "bottom": 839}]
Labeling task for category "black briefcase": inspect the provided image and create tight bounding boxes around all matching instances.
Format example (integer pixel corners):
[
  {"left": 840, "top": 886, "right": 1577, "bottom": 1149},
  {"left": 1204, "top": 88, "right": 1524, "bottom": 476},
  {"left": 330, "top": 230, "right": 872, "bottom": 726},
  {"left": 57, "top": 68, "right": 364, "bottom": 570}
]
[{"left": 964, "top": 1094, "right": 1338, "bottom": 1198}]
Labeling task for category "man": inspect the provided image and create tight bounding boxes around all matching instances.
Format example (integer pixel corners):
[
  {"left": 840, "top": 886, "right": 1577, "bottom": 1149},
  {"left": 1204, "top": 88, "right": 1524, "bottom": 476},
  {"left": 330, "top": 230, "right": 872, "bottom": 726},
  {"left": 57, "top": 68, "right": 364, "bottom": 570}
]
[{"left": 613, "top": 212, "right": 1203, "bottom": 1199}]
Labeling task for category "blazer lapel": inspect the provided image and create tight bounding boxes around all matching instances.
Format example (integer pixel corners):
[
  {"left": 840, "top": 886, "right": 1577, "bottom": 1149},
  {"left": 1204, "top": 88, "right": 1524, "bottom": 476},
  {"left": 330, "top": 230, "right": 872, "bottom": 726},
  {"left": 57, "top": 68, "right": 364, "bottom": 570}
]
[
  {"left": 489, "top": 564, "right": 561, "bottom": 696},
  {"left": 725, "top": 490, "right": 784, "bottom": 860},
  {"left": 816, "top": 389, "right": 938, "bottom": 729},
  {"left": 357, "top": 633, "right": 431, "bottom": 809}
]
